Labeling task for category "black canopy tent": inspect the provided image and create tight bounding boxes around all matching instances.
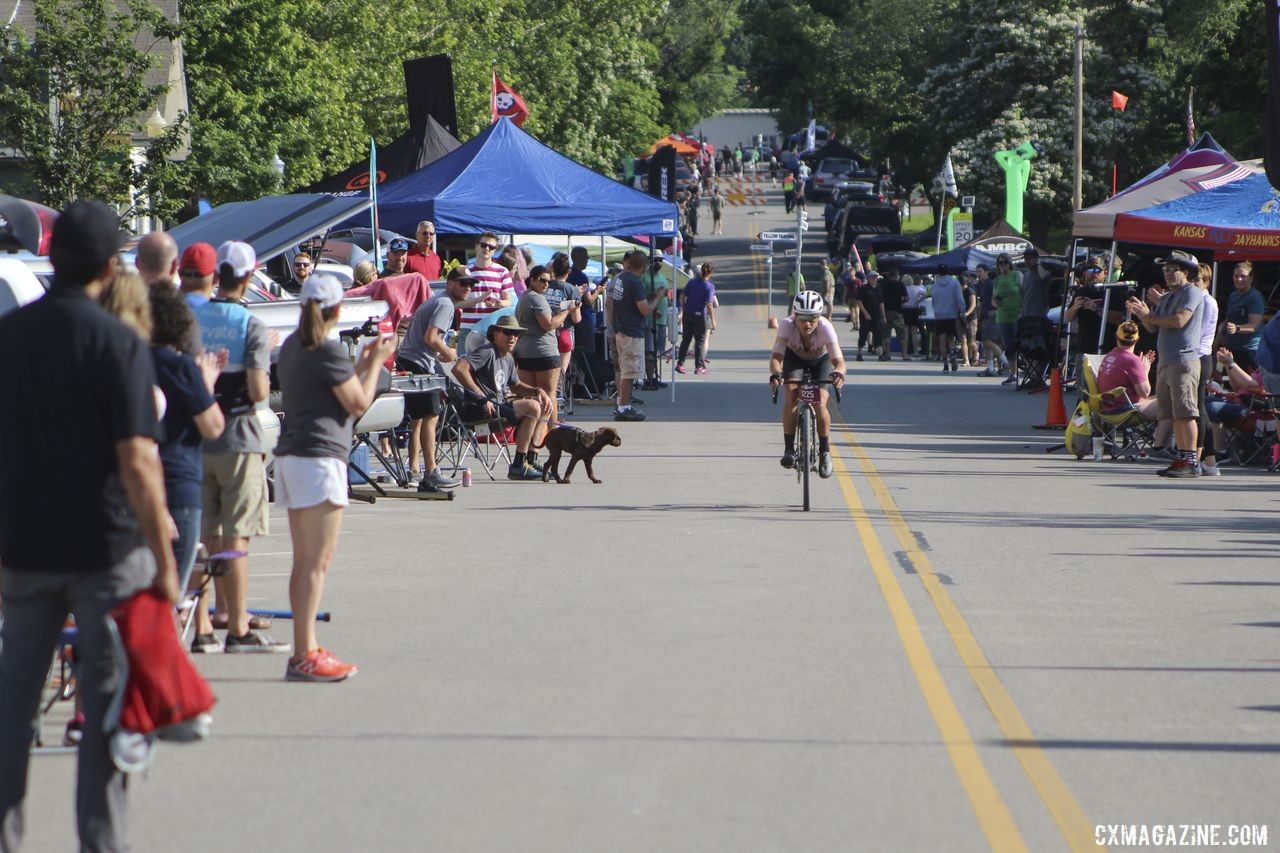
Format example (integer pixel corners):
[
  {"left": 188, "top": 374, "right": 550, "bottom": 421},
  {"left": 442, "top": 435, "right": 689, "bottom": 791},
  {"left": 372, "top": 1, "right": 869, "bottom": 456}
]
[{"left": 304, "top": 116, "right": 460, "bottom": 196}]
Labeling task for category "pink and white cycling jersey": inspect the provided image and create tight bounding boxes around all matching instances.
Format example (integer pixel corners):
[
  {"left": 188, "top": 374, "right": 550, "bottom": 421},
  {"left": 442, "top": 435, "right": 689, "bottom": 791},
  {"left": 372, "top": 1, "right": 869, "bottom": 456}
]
[{"left": 772, "top": 316, "right": 841, "bottom": 359}]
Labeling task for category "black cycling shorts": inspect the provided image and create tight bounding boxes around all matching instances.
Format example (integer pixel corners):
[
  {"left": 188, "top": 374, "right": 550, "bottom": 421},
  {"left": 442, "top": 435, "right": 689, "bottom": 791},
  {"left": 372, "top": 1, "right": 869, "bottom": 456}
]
[{"left": 781, "top": 350, "right": 831, "bottom": 382}]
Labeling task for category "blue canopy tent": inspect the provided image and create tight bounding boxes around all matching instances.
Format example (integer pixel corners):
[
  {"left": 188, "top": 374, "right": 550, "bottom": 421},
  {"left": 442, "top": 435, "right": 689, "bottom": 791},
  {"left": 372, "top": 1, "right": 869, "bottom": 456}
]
[
  {"left": 347, "top": 118, "right": 679, "bottom": 238},
  {"left": 897, "top": 243, "right": 998, "bottom": 275}
]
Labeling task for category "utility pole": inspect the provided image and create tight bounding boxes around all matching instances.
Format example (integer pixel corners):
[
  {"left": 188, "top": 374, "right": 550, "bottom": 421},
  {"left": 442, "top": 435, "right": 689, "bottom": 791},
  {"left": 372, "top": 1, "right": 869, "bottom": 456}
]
[{"left": 1073, "top": 23, "right": 1084, "bottom": 212}]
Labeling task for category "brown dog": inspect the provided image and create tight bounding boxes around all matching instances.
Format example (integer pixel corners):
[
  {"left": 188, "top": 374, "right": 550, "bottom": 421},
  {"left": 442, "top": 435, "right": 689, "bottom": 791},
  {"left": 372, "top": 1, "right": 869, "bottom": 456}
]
[{"left": 540, "top": 426, "right": 621, "bottom": 483}]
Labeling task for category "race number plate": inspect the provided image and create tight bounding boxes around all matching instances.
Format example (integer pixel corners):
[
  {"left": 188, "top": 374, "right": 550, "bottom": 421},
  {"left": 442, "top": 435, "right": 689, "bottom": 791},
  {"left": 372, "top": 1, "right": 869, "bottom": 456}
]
[{"left": 798, "top": 385, "right": 821, "bottom": 405}]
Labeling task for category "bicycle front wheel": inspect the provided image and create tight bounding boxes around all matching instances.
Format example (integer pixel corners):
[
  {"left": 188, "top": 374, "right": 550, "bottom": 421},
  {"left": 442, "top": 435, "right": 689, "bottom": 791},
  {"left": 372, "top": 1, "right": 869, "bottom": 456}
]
[{"left": 799, "top": 404, "right": 814, "bottom": 511}]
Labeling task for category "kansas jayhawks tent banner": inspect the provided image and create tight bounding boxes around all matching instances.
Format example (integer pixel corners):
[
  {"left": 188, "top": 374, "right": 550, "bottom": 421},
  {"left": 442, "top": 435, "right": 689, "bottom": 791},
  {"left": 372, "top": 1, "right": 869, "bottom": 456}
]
[{"left": 1114, "top": 171, "right": 1280, "bottom": 260}]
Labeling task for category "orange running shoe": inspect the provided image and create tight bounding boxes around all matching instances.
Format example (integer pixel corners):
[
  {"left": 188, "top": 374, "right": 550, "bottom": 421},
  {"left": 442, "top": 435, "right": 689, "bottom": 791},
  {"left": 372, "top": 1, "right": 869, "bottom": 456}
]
[{"left": 285, "top": 648, "right": 357, "bottom": 682}]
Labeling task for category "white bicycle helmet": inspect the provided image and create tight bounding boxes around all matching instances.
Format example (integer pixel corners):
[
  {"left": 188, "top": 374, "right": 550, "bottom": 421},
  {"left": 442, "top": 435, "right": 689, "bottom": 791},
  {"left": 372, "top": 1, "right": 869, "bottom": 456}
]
[{"left": 792, "top": 291, "right": 825, "bottom": 317}]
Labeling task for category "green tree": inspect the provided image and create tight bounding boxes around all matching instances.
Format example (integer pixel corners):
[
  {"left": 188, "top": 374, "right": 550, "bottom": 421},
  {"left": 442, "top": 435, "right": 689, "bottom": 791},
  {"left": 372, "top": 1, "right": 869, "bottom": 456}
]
[
  {"left": 645, "top": 0, "right": 744, "bottom": 133},
  {"left": 0, "top": 0, "right": 187, "bottom": 219}
]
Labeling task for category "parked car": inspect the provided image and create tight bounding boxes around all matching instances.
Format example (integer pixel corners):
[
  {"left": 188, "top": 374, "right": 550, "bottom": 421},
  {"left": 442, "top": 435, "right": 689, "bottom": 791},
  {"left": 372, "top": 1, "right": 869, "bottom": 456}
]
[
  {"left": 808, "top": 157, "right": 859, "bottom": 201},
  {"left": 0, "top": 257, "right": 46, "bottom": 319}
]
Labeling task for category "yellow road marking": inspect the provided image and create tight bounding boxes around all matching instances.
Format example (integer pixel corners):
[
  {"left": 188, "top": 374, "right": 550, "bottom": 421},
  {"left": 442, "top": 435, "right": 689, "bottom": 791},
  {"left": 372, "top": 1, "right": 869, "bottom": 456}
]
[
  {"left": 837, "top": 426, "right": 1098, "bottom": 851},
  {"left": 827, "top": 444, "right": 1030, "bottom": 851}
]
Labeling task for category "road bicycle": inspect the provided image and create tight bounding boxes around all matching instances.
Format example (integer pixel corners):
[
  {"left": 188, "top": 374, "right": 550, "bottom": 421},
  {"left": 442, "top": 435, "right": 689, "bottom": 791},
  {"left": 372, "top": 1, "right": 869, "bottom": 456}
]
[{"left": 772, "top": 376, "right": 842, "bottom": 511}]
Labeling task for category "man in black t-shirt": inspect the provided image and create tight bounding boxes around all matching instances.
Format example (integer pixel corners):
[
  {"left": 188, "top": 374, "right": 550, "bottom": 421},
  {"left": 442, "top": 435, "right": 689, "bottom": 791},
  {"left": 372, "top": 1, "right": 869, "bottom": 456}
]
[
  {"left": 881, "top": 270, "right": 909, "bottom": 362},
  {"left": 0, "top": 200, "right": 178, "bottom": 851},
  {"left": 854, "top": 270, "right": 887, "bottom": 360}
]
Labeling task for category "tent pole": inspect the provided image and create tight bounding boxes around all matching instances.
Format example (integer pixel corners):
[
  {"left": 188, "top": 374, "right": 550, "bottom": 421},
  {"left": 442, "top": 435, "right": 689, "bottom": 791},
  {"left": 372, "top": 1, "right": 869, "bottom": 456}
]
[
  {"left": 1210, "top": 261, "right": 1218, "bottom": 299},
  {"left": 1097, "top": 239, "right": 1119, "bottom": 352}
]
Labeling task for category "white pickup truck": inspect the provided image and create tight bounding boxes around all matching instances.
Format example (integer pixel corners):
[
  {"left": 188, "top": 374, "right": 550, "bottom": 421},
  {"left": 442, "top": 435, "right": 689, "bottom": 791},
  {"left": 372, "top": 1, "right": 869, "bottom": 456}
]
[{"left": 0, "top": 257, "right": 45, "bottom": 317}]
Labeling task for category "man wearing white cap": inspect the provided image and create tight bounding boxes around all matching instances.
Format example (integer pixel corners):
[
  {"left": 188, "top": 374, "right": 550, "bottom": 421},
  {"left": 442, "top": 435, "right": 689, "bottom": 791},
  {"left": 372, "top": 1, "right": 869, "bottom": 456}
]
[{"left": 192, "top": 241, "right": 290, "bottom": 652}]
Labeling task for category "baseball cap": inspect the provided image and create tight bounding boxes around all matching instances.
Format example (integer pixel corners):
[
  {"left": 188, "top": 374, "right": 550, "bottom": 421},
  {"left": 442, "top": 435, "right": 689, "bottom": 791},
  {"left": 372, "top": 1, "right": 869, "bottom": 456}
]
[
  {"left": 179, "top": 242, "right": 216, "bottom": 277},
  {"left": 865, "top": 269, "right": 879, "bottom": 279},
  {"left": 215, "top": 241, "right": 256, "bottom": 278},
  {"left": 388, "top": 237, "right": 409, "bottom": 252},
  {"left": 300, "top": 273, "right": 344, "bottom": 308},
  {"left": 446, "top": 266, "right": 478, "bottom": 287},
  {"left": 50, "top": 199, "right": 131, "bottom": 275}
]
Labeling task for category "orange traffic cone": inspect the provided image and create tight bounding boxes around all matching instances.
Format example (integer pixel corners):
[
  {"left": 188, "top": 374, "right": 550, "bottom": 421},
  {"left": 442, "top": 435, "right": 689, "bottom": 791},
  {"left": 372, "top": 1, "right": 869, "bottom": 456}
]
[
  {"left": 1033, "top": 367, "right": 1068, "bottom": 430},
  {"left": 767, "top": 316, "right": 778, "bottom": 329}
]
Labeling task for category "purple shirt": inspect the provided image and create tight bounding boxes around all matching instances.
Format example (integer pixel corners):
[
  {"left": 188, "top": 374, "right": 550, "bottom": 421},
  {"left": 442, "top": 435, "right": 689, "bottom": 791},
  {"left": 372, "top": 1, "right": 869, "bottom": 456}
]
[{"left": 681, "top": 277, "right": 716, "bottom": 317}]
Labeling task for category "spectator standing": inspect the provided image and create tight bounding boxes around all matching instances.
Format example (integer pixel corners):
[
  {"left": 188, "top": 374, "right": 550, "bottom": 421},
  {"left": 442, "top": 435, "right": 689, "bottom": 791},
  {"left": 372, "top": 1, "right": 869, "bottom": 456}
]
[
  {"left": 1063, "top": 256, "right": 1122, "bottom": 358},
  {"left": 1221, "top": 261, "right": 1265, "bottom": 370},
  {"left": 514, "top": 263, "right": 579, "bottom": 464},
  {"left": 462, "top": 231, "right": 514, "bottom": 336},
  {"left": 783, "top": 173, "right": 796, "bottom": 213},
  {"left": 931, "top": 264, "right": 965, "bottom": 373},
  {"left": 607, "top": 250, "right": 667, "bottom": 421},
  {"left": 150, "top": 286, "right": 225, "bottom": 594},
  {"left": 179, "top": 242, "right": 216, "bottom": 312},
  {"left": 1018, "top": 248, "right": 1051, "bottom": 321},
  {"left": 397, "top": 267, "right": 483, "bottom": 492},
  {"left": 382, "top": 238, "right": 409, "bottom": 277},
  {"left": 676, "top": 262, "right": 717, "bottom": 374},
  {"left": 194, "top": 241, "right": 289, "bottom": 651},
  {"left": 1194, "top": 263, "right": 1220, "bottom": 471},
  {"left": 974, "top": 264, "right": 1008, "bottom": 375},
  {"left": 405, "top": 220, "right": 443, "bottom": 281},
  {"left": 546, "top": 254, "right": 582, "bottom": 395},
  {"left": 644, "top": 258, "right": 671, "bottom": 391},
  {"left": 0, "top": 200, "right": 178, "bottom": 852},
  {"left": 710, "top": 185, "right": 725, "bottom": 234},
  {"left": 275, "top": 275, "right": 397, "bottom": 681},
  {"left": 992, "top": 254, "right": 1023, "bottom": 385},
  {"left": 881, "top": 269, "right": 909, "bottom": 361},
  {"left": 854, "top": 270, "right": 888, "bottom": 362},
  {"left": 566, "top": 247, "right": 600, "bottom": 356},
  {"left": 902, "top": 274, "right": 926, "bottom": 357},
  {"left": 283, "top": 251, "right": 313, "bottom": 295},
  {"left": 960, "top": 273, "right": 979, "bottom": 366},
  {"left": 135, "top": 230, "right": 179, "bottom": 289},
  {"left": 1126, "top": 250, "right": 1205, "bottom": 479}
]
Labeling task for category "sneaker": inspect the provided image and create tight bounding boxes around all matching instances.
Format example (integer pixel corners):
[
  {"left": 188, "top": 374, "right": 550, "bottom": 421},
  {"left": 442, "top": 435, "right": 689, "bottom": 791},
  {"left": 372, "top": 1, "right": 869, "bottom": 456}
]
[
  {"left": 613, "top": 408, "right": 647, "bottom": 422},
  {"left": 878, "top": 353, "right": 891, "bottom": 362},
  {"left": 1001, "top": 375, "right": 1017, "bottom": 386},
  {"left": 1158, "top": 460, "right": 1200, "bottom": 479},
  {"left": 1147, "top": 447, "right": 1176, "bottom": 463},
  {"left": 416, "top": 480, "right": 442, "bottom": 494},
  {"left": 63, "top": 712, "right": 85, "bottom": 747},
  {"left": 856, "top": 353, "right": 864, "bottom": 362},
  {"left": 1199, "top": 461, "right": 1221, "bottom": 476},
  {"left": 942, "top": 361, "right": 950, "bottom": 372},
  {"left": 675, "top": 364, "right": 687, "bottom": 374},
  {"left": 694, "top": 366, "right": 708, "bottom": 375},
  {"left": 190, "top": 633, "right": 222, "bottom": 654},
  {"left": 977, "top": 368, "right": 997, "bottom": 377},
  {"left": 422, "top": 469, "right": 461, "bottom": 490},
  {"left": 224, "top": 630, "right": 291, "bottom": 654},
  {"left": 286, "top": 648, "right": 357, "bottom": 683},
  {"left": 819, "top": 452, "right": 833, "bottom": 479},
  {"left": 780, "top": 451, "right": 795, "bottom": 469},
  {"left": 949, "top": 359, "right": 959, "bottom": 373},
  {"left": 506, "top": 462, "right": 543, "bottom": 480},
  {"left": 404, "top": 470, "right": 422, "bottom": 485}
]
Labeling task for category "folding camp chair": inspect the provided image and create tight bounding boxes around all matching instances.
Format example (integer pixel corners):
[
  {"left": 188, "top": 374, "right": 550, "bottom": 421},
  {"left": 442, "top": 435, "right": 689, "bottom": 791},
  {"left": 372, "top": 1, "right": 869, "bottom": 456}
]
[
  {"left": 434, "top": 388, "right": 514, "bottom": 481},
  {"left": 1081, "top": 353, "right": 1156, "bottom": 461},
  {"left": 1220, "top": 393, "right": 1280, "bottom": 469},
  {"left": 1015, "top": 316, "right": 1054, "bottom": 390}
]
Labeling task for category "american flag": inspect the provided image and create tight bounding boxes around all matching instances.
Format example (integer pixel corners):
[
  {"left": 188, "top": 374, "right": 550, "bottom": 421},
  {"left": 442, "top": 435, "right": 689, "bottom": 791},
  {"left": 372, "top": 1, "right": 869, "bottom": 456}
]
[{"left": 1186, "top": 88, "right": 1196, "bottom": 146}]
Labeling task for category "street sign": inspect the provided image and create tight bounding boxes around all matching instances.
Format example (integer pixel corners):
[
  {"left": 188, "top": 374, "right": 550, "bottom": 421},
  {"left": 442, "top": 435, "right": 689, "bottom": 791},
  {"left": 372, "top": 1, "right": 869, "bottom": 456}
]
[
  {"left": 798, "top": 211, "right": 809, "bottom": 232},
  {"left": 750, "top": 244, "right": 772, "bottom": 252},
  {"left": 759, "top": 231, "right": 797, "bottom": 242},
  {"left": 952, "top": 211, "right": 974, "bottom": 245},
  {"left": 784, "top": 248, "right": 799, "bottom": 258}
]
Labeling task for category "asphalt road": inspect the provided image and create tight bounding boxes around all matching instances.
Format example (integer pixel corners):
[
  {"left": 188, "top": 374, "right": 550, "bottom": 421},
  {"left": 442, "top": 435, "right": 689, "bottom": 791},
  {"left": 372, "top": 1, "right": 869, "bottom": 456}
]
[{"left": 24, "top": 184, "right": 1279, "bottom": 852}]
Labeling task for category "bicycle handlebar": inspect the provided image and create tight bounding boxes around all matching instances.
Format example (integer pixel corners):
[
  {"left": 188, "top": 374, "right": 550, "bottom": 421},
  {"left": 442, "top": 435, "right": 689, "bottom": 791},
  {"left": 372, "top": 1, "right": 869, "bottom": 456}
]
[
  {"left": 771, "top": 377, "right": 843, "bottom": 405},
  {"left": 338, "top": 317, "right": 384, "bottom": 341}
]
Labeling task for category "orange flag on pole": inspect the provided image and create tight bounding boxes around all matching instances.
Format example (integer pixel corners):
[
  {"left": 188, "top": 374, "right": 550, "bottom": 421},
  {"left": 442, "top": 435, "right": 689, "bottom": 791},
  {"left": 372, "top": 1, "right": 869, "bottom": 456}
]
[{"left": 1111, "top": 90, "right": 1129, "bottom": 111}]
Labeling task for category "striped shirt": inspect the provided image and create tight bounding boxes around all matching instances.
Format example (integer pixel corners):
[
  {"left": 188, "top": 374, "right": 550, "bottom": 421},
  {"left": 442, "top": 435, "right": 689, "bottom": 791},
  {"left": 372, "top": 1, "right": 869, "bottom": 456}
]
[{"left": 462, "top": 262, "right": 514, "bottom": 328}]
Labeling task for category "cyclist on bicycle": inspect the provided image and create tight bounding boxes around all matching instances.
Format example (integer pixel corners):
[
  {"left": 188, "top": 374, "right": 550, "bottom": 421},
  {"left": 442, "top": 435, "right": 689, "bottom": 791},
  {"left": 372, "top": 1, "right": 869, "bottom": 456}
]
[{"left": 769, "top": 291, "right": 847, "bottom": 478}]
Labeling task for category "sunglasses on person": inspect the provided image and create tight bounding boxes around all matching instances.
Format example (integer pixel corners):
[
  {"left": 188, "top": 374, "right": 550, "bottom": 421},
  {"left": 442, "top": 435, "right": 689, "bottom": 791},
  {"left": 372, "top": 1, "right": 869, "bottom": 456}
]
[
  {"left": 1086, "top": 266, "right": 1102, "bottom": 273},
  {"left": 294, "top": 262, "right": 310, "bottom": 269},
  {"left": 494, "top": 328, "right": 521, "bottom": 337},
  {"left": 536, "top": 275, "right": 551, "bottom": 282},
  {"left": 478, "top": 243, "right": 498, "bottom": 251}
]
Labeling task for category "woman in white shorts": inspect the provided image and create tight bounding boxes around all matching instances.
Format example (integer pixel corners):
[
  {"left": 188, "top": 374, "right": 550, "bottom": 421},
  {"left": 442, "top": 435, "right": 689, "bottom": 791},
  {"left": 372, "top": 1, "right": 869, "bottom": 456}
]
[{"left": 274, "top": 274, "right": 396, "bottom": 682}]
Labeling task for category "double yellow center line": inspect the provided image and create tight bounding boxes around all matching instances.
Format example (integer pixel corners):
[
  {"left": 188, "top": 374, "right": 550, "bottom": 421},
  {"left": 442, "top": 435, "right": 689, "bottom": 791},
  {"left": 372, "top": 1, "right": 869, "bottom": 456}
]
[{"left": 829, "top": 420, "right": 1096, "bottom": 851}]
